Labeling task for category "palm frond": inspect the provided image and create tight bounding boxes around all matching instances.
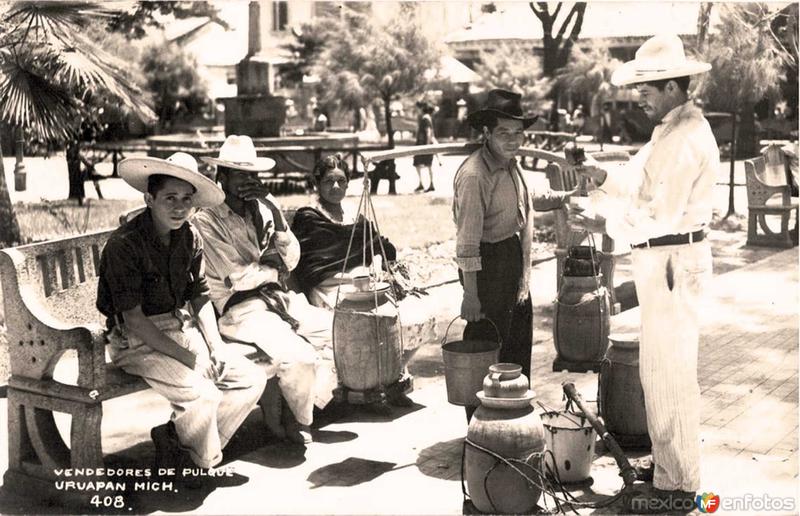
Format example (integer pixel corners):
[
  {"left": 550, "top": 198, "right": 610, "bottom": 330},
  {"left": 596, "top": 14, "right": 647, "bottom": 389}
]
[
  {"left": 6, "top": 2, "right": 115, "bottom": 40},
  {"left": 0, "top": 57, "right": 76, "bottom": 141}
]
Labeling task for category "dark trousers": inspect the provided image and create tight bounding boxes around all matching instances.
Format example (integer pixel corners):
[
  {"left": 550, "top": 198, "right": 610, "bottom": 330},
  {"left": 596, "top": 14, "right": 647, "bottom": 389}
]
[{"left": 461, "top": 235, "right": 533, "bottom": 381}]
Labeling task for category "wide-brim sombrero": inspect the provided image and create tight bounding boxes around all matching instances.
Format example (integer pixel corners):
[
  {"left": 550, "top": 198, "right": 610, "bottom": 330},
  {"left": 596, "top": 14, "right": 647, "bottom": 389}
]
[
  {"left": 119, "top": 153, "right": 225, "bottom": 208},
  {"left": 200, "top": 155, "right": 277, "bottom": 172},
  {"left": 611, "top": 34, "right": 711, "bottom": 87},
  {"left": 200, "top": 134, "right": 276, "bottom": 172}
]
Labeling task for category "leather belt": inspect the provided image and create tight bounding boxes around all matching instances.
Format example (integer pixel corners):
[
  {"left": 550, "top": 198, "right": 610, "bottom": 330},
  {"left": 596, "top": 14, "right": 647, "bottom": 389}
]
[{"left": 632, "top": 230, "right": 705, "bottom": 249}]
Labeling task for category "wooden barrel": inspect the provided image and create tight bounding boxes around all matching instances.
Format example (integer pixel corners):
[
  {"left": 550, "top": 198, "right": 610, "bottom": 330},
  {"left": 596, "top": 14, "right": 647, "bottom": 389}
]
[
  {"left": 598, "top": 333, "right": 651, "bottom": 449},
  {"left": 333, "top": 298, "right": 403, "bottom": 392},
  {"left": 553, "top": 275, "right": 610, "bottom": 368}
]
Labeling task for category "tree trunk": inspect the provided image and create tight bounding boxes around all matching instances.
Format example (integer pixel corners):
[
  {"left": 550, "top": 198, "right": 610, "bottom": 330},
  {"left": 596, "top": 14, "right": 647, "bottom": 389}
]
[
  {"left": 67, "top": 140, "right": 86, "bottom": 203},
  {"left": 0, "top": 138, "right": 22, "bottom": 247},
  {"left": 736, "top": 102, "right": 757, "bottom": 158},
  {"left": 384, "top": 97, "right": 395, "bottom": 148}
]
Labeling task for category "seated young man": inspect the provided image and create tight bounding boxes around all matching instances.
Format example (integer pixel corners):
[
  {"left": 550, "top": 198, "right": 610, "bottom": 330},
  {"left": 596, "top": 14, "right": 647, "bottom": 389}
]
[
  {"left": 193, "top": 135, "right": 337, "bottom": 445},
  {"left": 97, "top": 152, "right": 267, "bottom": 480}
]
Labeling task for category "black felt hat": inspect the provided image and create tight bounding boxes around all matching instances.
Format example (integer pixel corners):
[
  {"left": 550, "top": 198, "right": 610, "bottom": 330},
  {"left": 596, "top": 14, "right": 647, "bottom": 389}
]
[{"left": 467, "top": 89, "right": 538, "bottom": 130}]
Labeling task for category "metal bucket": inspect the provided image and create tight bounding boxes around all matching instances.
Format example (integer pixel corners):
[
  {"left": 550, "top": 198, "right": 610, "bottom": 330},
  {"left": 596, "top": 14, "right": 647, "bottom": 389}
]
[
  {"left": 541, "top": 411, "right": 596, "bottom": 483},
  {"left": 441, "top": 317, "right": 500, "bottom": 406}
]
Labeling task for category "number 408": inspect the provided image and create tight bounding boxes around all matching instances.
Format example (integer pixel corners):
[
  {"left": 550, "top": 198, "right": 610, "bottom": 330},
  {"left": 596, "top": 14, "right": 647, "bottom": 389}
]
[{"left": 90, "top": 495, "right": 125, "bottom": 508}]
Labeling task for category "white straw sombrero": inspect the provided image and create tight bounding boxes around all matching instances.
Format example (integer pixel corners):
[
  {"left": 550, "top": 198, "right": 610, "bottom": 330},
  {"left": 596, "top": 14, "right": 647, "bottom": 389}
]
[
  {"left": 119, "top": 152, "right": 225, "bottom": 208},
  {"left": 201, "top": 134, "right": 276, "bottom": 172},
  {"left": 611, "top": 34, "right": 711, "bottom": 87}
]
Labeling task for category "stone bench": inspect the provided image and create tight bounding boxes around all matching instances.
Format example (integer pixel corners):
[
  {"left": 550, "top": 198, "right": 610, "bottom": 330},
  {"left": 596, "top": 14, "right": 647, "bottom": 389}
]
[{"left": 0, "top": 229, "right": 267, "bottom": 502}]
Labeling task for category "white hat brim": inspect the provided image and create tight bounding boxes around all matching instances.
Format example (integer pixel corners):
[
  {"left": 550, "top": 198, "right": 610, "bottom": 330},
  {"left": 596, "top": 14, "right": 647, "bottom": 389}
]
[
  {"left": 119, "top": 157, "right": 225, "bottom": 208},
  {"left": 611, "top": 60, "right": 711, "bottom": 86},
  {"left": 200, "top": 156, "right": 277, "bottom": 172}
]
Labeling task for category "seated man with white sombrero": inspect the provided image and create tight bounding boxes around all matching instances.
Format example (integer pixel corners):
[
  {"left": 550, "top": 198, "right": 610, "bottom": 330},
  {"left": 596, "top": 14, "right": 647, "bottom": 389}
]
[
  {"left": 193, "top": 135, "right": 337, "bottom": 445},
  {"left": 97, "top": 152, "right": 267, "bottom": 483}
]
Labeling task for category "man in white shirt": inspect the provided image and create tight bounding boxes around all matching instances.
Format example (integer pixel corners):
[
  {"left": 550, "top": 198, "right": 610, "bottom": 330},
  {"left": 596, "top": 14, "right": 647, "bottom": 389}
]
[
  {"left": 569, "top": 35, "right": 719, "bottom": 513},
  {"left": 193, "top": 135, "right": 337, "bottom": 445}
]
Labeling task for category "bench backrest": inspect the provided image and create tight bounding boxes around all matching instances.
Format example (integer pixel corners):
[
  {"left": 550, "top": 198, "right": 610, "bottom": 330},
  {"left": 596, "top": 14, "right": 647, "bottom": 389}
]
[
  {"left": 745, "top": 157, "right": 791, "bottom": 206},
  {"left": 0, "top": 229, "right": 112, "bottom": 379}
]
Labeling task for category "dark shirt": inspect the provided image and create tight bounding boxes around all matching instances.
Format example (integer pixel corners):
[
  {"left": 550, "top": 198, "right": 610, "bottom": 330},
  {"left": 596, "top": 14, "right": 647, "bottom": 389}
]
[
  {"left": 415, "top": 114, "right": 433, "bottom": 145},
  {"left": 96, "top": 209, "right": 209, "bottom": 329}
]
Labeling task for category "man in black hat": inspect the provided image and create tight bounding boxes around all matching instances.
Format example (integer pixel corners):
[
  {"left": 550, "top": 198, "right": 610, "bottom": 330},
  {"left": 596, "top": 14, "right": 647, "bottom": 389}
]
[{"left": 453, "top": 89, "right": 571, "bottom": 420}]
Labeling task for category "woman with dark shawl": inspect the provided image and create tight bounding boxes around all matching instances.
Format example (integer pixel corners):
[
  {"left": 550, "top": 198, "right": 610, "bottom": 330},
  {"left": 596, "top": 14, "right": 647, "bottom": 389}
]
[{"left": 291, "top": 154, "right": 398, "bottom": 309}]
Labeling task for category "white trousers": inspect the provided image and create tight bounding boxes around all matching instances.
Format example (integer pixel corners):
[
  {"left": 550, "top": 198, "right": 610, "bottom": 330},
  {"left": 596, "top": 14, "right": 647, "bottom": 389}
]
[
  {"left": 108, "top": 310, "right": 266, "bottom": 469},
  {"left": 631, "top": 240, "right": 712, "bottom": 492},
  {"left": 218, "top": 293, "right": 336, "bottom": 426}
]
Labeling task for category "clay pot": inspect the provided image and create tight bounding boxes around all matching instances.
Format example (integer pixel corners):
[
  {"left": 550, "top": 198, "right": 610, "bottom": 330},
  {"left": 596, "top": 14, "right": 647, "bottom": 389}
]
[
  {"left": 465, "top": 404, "right": 545, "bottom": 513},
  {"left": 481, "top": 363, "right": 530, "bottom": 398}
]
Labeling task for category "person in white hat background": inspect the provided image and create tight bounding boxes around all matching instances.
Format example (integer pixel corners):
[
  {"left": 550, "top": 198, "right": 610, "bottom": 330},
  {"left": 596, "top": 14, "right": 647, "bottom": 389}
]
[
  {"left": 193, "top": 135, "right": 337, "bottom": 445},
  {"left": 97, "top": 152, "right": 267, "bottom": 483},
  {"left": 568, "top": 34, "right": 719, "bottom": 511}
]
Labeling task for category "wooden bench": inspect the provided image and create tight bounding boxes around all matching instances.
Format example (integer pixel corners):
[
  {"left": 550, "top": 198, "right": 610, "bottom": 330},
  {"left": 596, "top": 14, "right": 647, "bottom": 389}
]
[
  {"left": 0, "top": 229, "right": 266, "bottom": 501},
  {"left": 745, "top": 156, "right": 799, "bottom": 248}
]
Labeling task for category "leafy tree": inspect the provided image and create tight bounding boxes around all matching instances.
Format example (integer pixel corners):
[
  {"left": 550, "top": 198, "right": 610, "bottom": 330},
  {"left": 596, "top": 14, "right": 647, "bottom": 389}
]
[
  {"left": 474, "top": 43, "right": 552, "bottom": 114},
  {"left": 310, "top": 4, "right": 440, "bottom": 147},
  {"left": 106, "top": 1, "right": 227, "bottom": 39},
  {"left": 555, "top": 42, "right": 621, "bottom": 115},
  {"left": 693, "top": 3, "right": 790, "bottom": 216},
  {"left": 0, "top": 2, "right": 158, "bottom": 245},
  {"left": 529, "top": 2, "right": 587, "bottom": 78},
  {"left": 694, "top": 3, "right": 788, "bottom": 157},
  {"left": 141, "top": 43, "right": 209, "bottom": 132},
  {"left": 279, "top": 21, "right": 331, "bottom": 87},
  {"left": 529, "top": 2, "right": 587, "bottom": 124}
]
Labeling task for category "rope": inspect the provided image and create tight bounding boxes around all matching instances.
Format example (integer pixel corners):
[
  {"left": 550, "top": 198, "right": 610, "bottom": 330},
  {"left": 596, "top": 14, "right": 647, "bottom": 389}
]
[{"left": 461, "top": 437, "right": 627, "bottom": 513}]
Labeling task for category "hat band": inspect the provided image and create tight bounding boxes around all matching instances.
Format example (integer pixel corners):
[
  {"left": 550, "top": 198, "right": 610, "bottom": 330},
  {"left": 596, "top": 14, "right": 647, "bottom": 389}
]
[{"left": 222, "top": 159, "right": 256, "bottom": 166}]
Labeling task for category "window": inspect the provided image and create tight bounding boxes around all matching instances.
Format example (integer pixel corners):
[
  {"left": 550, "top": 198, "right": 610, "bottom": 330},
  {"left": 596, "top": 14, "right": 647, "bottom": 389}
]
[{"left": 273, "top": 1, "right": 288, "bottom": 31}]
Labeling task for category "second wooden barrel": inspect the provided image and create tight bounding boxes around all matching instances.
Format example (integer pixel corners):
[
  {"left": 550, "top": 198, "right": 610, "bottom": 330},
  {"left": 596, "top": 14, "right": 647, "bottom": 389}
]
[
  {"left": 553, "top": 275, "right": 610, "bottom": 368},
  {"left": 598, "top": 333, "right": 651, "bottom": 449},
  {"left": 333, "top": 298, "right": 403, "bottom": 392}
]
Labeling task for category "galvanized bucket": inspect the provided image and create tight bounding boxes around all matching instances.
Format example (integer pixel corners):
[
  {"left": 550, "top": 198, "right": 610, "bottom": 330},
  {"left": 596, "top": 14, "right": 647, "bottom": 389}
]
[
  {"left": 541, "top": 411, "right": 596, "bottom": 483},
  {"left": 440, "top": 317, "right": 501, "bottom": 406}
]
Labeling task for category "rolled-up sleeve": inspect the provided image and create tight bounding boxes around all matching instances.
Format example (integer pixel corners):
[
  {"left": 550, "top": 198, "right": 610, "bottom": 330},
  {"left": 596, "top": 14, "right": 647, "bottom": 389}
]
[
  {"left": 453, "top": 166, "right": 484, "bottom": 272},
  {"left": 272, "top": 230, "right": 300, "bottom": 271},
  {"left": 262, "top": 195, "right": 301, "bottom": 271},
  {"left": 186, "top": 228, "right": 211, "bottom": 301},
  {"left": 531, "top": 188, "right": 568, "bottom": 211}
]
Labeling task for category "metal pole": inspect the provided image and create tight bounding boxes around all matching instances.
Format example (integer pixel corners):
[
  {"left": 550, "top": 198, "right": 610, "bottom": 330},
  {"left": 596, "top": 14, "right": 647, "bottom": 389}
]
[{"left": 13, "top": 126, "right": 26, "bottom": 191}]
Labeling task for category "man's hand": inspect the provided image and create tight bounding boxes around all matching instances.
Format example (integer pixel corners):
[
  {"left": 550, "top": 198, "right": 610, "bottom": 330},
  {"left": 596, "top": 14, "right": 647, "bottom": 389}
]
[
  {"left": 209, "top": 350, "right": 228, "bottom": 382},
  {"left": 516, "top": 273, "right": 531, "bottom": 304},
  {"left": 567, "top": 207, "right": 607, "bottom": 233},
  {"left": 236, "top": 176, "right": 271, "bottom": 201},
  {"left": 573, "top": 164, "right": 608, "bottom": 188},
  {"left": 461, "top": 293, "right": 483, "bottom": 322},
  {"left": 194, "top": 350, "right": 221, "bottom": 380}
]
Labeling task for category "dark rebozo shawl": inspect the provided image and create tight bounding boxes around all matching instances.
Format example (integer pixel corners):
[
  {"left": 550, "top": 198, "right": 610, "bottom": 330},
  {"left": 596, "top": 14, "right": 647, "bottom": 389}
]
[{"left": 291, "top": 207, "right": 397, "bottom": 295}]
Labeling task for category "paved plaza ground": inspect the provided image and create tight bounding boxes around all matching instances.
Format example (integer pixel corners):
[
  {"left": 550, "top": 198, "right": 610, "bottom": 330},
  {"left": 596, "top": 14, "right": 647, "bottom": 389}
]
[{"left": 0, "top": 145, "right": 797, "bottom": 514}]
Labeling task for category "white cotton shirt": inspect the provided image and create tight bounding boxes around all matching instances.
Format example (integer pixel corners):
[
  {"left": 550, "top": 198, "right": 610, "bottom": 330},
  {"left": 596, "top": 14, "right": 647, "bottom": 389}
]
[
  {"left": 192, "top": 194, "right": 301, "bottom": 313},
  {"left": 593, "top": 101, "right": 720, "bottom": 247}
]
